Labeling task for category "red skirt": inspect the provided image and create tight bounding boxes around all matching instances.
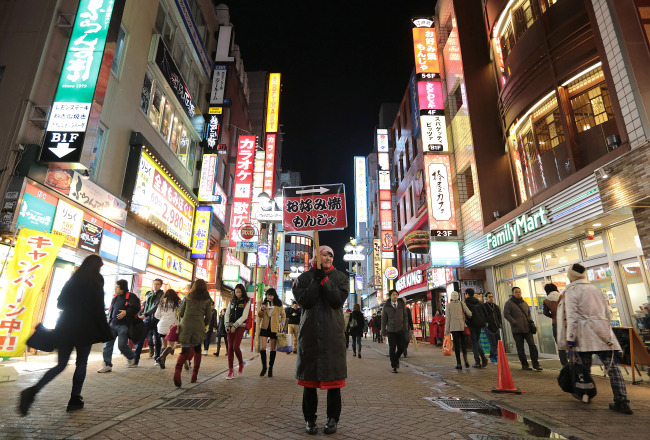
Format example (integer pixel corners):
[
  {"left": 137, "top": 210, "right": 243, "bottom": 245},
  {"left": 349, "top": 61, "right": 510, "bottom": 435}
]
[{"left": 297, "top": 379, "right": 346, "bottom": 389}]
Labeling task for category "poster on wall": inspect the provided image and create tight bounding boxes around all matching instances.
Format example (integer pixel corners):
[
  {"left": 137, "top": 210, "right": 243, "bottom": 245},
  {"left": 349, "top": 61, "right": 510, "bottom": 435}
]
[
  {"left": 17, "top": 183, "right": 58, "bottom": 232},
  {"left": 100, "top": 225, "right": 122, "bottom": 261},
  {"left": 78, "top": 213, "right": 104, "bottom": 253},
  {"left": 52, "top": 199, "right": 84, "bottom": 247}
]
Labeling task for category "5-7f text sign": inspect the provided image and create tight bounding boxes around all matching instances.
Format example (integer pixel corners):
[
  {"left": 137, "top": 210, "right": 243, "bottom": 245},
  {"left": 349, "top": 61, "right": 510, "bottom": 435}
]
[{"left": 283, "top": 184, "right": 347, "bottom": 232}]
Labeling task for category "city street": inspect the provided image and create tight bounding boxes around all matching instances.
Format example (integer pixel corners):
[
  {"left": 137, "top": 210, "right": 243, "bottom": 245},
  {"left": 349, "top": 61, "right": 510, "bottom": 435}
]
[{"left": 1, "top": 338, "right": 648, "bottom": 439}]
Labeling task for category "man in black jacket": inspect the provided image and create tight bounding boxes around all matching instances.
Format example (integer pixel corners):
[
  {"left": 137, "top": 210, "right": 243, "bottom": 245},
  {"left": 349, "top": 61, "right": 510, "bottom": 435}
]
[
  {"left": 464, "top": 289, "right": 488, "bottom": 368},
  {"left": 213, "top": 308, "right": 228, "bottom": 356},
  {"left": 286, "top": 301, "right": 301, "bottom": 354},
  {"left": 381, "top": 290, "right": 409, "bottom": 373},
  {"left": 98, "top": 280, "right": 140, "bottom": 373},
  {"left": 133, "top": 279, "right": 164, "bottom": 365},
  {"left": 483, "top": 292, "right": 502, "bottom": 363}
]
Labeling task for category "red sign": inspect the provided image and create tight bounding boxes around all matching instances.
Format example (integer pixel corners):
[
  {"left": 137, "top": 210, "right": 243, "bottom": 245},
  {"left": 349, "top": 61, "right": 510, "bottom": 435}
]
[
  {"left": 417, "top": 81, "right": 444, "bottom": 111},
  {"left": 228, "top": 135, "right": 256, "bottom": 246},
  {"left": 240, "top": 224, "right": 255, "bottom": 240},
  {"left": 282, "top": 184, "right": 347, "bottom": 232},
  {"left": 263, "top": 133, "right": 277, "bottom": 195}
]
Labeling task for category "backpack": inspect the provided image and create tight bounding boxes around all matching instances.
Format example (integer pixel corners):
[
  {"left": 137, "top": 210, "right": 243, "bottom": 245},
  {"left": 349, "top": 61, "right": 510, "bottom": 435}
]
[
  {"left": 349, "top": 317, "right": 358, "bottom": 329},
  {"left": 467, "top": 300, "right": 487, "bottom": 328}
]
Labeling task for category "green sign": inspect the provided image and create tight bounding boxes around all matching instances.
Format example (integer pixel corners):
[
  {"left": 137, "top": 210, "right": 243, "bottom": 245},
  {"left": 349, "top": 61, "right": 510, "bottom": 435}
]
[
  {"left": 17, "top": 193, "right": 58, "bottom": 233},
  {"left": 486, "top": 206, "right": 548, "bottom": 250}
]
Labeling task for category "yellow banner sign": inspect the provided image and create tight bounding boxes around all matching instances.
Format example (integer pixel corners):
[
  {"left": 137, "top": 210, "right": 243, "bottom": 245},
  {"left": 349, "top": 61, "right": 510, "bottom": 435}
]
[{"left": 0, "top": 229, "right": 64, "bottom": 357}]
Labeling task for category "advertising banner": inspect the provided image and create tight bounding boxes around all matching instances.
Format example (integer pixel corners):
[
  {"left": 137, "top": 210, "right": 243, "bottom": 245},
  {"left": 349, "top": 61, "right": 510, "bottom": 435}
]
[
  {"left": 148, "top": 243, "right": 193, "bottom": 280},
  {"left": 99, "top": 224, "right": 122, "bottom": 261},
  {"left": 212, "top": 182, "right": 226, "bottom": 223},
  {"left": 412, "top": 27, "right": 440, "bottom": 76},
  {"left": 420, "top": 115, "right": 448, "bottom": 153},
  {"left": 282, "top": 184, "right": 347, "bottom": 232},
  {"left": 198, "top": 154, "right": 219, "bottom": 201},
  {"left": 210, "top": 64, "right": 227, "bottom": 104},
  {"left": 0, "top": 229, "right": 64, "bottom": 356},
  {"left": 263, "top": 133, "right": 277, "bottom": 195},
  {"left": 202, "top": 109, "right": 222, "bottom": 150},
  {"left": 78, "top": 213, "right": 104, "bottom": 253},
  {"left": 265, "top": 73, "right": 281, "bottom": 133},
  {"left": 225, "top": 250, "right": 250, "bottom": 282},
  {"left": 228, "top": 135, "right": 256, "bottom": 246},
  {"left": 17, "top": 183, "right": 58, "bottom": 232},
  {"left": 424, "top": 154, "right": 457, "bottom": 236},
  {"left": 354, "top": 157, "right": 367, "bottom": 235},
  {"left": 373, "top": 239, "right": 382, "bottom": 297},
  {"left": 190, "top": 206, "right": 211, "bottom": 259},
  {"left": 52, "top": 199, "right": 84, "bottom": 247},
  {"left": 376, "top": 129, "right": 389, "bottom": 152}
]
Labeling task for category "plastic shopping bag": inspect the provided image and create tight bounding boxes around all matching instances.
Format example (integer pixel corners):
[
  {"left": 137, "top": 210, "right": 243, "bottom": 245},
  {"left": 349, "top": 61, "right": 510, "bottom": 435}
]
[{"left": 442, "top": 334, "right": 453, "bottom": 356}]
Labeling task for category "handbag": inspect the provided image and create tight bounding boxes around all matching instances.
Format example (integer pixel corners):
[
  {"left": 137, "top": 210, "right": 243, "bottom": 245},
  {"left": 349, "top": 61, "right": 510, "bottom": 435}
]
[
  {"left": 165, "top": 324, "right": 179, "bottom": 342},
  {"left": 442, "top": 334, "right": 453, "bottom": 356},
  {"left": 557, "top": 352, "right": 597, "bottom": 402},
  {"left": 276, "top": 331, "right": 288, "bottom": 349},
  {"left": 26, "top": 323, "right": 58, "bottom": 352},
  {"left": 128, "top": 317, "right": 146, "bottom": 344},
  {"left": 529, "top": 320, "right": 537, "bottom": 334}
]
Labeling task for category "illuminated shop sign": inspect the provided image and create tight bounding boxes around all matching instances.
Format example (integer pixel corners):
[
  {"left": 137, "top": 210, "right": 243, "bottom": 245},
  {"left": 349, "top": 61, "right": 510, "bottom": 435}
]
[
  {"left": 417, "top": 81, "right": 444, "bottom": 111},
  {"left": 263, "top": 133, "right": 278, "bottom": 196},
  {"left": 78, "top": 213, "right": 103, "bottom": 253},
  {"left": 212, "top": 182, "right": 226, "bottom": 223},
  {"left": 198, "top": 154, "right": 219, "bottom": 202},
  {"left": 202, "top": 110, "right": 222, "bottom": 150},
  {"left": 396, "top": 269, "right": 423, "bottom": 291},
  {"left": 420, "top": 115, "right": 448, "bottom": 152},
  {"left": 190, "top": 206, "right": 211, "bottom": 259},
  {"left": 424, "top": 154, "right": 457, "bottom": 237},
  {"left": 223, "top": 264, "right": 240, "bottom": 282},
  {"left": 354, "top": 157, "right": 367, "bottom": 234},
  {"left": 130, "top": 149, "right": 196, "bottom": 247},
  {"left": 40, "top": 0, "right": 116, "bottom": 163},
  {"left": 225, "top": 250, "right": 250, "bottom": 282},
  {"left": 228, "top": 135, "right": 255, "bottom": 247},
  {"left": 265, "top": 73, "right": 281, "bottom": 132},
  {"left": 486, "top": 207, "right": 548, "bottom": 250},
  {"left": 430, "top": 241, "right": 461, "bottom": 266},
  {"left": 148, "top": 243, "right": 193, "bottom": 280},
  {"left": 210, "top": 64, "right": 227, "bottom": 104},
  {"left": 373, "top": 239, "right": 382, "bottom": 297},
  {"left": 376, "top": 129, "right": 389, "bottom": 152},
  {"left": 52, "top": 200, "right": 84, "bottom": 247},
  {"left": 17, "top": 183, "right": 58, "bottom": 232},
  {"left": 412, "top": 27, "right": 439, "bottom": 76},
  {"left": 378, "top": 152, "right": 390, "bottom": 171},
  {"left": 100, "top": 224, "right": 122, "bottom": 261}
]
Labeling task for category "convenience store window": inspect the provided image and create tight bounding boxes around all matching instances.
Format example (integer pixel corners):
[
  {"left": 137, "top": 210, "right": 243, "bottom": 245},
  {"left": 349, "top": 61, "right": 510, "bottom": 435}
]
[
  {"left": 543, "top": 242, "right": 579, "bottom": 268},
  {"left": 609, "top": 222, "right": 642, "bottom": 254}
]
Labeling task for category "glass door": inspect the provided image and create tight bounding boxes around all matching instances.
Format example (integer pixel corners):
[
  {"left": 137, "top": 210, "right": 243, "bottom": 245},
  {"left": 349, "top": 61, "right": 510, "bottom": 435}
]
[
  {"left": 584, "top": 263, "right": 623, "bottom": 327},
  {"left": 617, "top": 258, "right": 650, "bottom": 332},
  {"left": 530, "top": 277, "right": 557, "bottom": 356},
  {"left": 42, "top": 261, "right": 76, "bottom": 329}
]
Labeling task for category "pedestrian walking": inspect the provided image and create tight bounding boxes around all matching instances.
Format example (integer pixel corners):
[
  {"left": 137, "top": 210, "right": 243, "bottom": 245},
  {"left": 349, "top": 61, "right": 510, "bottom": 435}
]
[
  {"left": 403, "top": 305, "right": 413, "bottom": 357},
  {"left": 444, "top": 291, "right": 471, "bottom": 369},
  {"left": 225, "top": 283, "right": 251, "bottom": 379},
  {"left": 504, "top": 286, "right": 543, "bottom": 371},
  {"left": 381, "top": 289, "right": 409, "bottom": 373},
  {"left": 343, "top": 308, "right": 351, "bottom": 349},
  {"left": 203, "top": 301, "right": 217, "bottom": 355},
  {"left": 19, "top": 255, "right": 113, "bottom": 416},
  {"left": 257, "top": 288, "right": 286, "bottom": 377},
  {"left": 293, "top": 245, "right": 349, "bottom": 435},
  {"left": 347, "top": 304, "right": 364, "bottom": 358},
  {"left": 369, "top": 313, "right": 376, "bottom": 341},
  {"left": 464, "top": 289, "right": 489, "bottom": 368},
  {"left": 374, "top": 312, "right": 383, "bottom": 344},
  {"left": 363, "top": 317, "right": 369, "bottom": 339},
  {"left": 557, "top": 263, "right": 633, "bottom": 414},
  {"left": 98, "top": 279, "right": 140, "bottom": 373},
  {"left": 213, "top": 308, "right": 228, "bottom": 356},
  {"left": 133, "top": 279, "right": 164, "bottom": 365},
  {"left": 431, "top": 310, "right": 445, "bottom": 346},
  {"left": 154, "top": 289, "right": 181, "bottom": 369},
  {"left": 483, "top": 292, "right": 502, "bottom": 363},
  {"left": 286, "top": 301, "right": 301, "bottom": 354},
  {"left": 173, "top": 279, "right": 212, "bottom": 387},
  {"left": 542, "top": 283, "right": 568, "bottom": 366}
]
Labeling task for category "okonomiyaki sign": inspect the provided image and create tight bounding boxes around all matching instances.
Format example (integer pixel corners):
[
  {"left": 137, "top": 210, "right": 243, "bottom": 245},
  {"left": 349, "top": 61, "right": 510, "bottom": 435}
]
[{"left": 486, "top": 206, "right": 548, "bottom": 250}]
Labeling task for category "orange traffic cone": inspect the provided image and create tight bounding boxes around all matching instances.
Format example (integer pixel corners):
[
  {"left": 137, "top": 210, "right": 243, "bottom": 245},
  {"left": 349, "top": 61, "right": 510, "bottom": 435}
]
[{"left": 491, "top": 340, "right": 522, "bottom": 394}]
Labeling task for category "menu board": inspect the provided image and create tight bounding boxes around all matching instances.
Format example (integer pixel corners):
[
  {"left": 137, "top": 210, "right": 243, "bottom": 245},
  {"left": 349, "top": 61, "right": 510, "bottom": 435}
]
[
  {"left": 131, "top": 150, "right": 196, "bottom": 247},
  {"left": 100, "top": 224, "right": 122, "bottom": 261},
  {"left": 78, "top": 213, "right": 104, "bottom": 253},
  {"left": 52, "top": 199, "right": 84, "bottom": 247}
]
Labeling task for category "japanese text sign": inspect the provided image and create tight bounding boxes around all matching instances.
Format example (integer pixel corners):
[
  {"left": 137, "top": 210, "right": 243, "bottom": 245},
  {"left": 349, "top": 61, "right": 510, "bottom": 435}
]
[
  {"left": 228, "top": 135, "right": 256, "bottom": 246},
  {"left": 424, "top": 154, "right": 457, "bottom": 236},
  {"left": 191, "top": 206, "right": 211, "bottom": 259},
  {"left": 263, "top": 133, "right": 277, "bottom": 195},
  {"left": 52, "top": 199, "right": 84, "bottom": 247},
  {"left": 376, "top": 129, "right": 389, "bottom": 153},
  {"left": 420, "top": 115, "right": 448, "bottom": 152},
  {"left": 354, "top": 157, "right": 367, "bottom": 235},
  {"left": 373, "top": 239, "right": 382, "bottom": 297},
  {"left": 265, "top": 73, "right": 281, "bottom": 133},
  {"left": 210, "top": 64, "right": 227, "bottom": 104},
  {"left": 202, "top": 111, "right": 222, "bottom": 150},
  {"left": 0, "top": 229, "right": 64, "bottom": 357},
  {"left": 78, "top": 212, "right": 104, "bottom": 253},
  {"left": 417, "top": 81, "right": 444, "bottom": 112},
  {"left": 198, "top": 154, "right": 218, "bottom": 201},
  {"left": 148, "top": 243, "right": 193, "bottom": 280},
  {"left": 131, "top": 150, "right": 196, "bottom": 247},
  {"left": 282, "top": 184, "right": 347, "bottom": 232},
  {"left": 412, "top": 27, "right": 439, "bottom": 75},
  {"left": 17, "top": 184, "right": 58, "bottom": 232}
]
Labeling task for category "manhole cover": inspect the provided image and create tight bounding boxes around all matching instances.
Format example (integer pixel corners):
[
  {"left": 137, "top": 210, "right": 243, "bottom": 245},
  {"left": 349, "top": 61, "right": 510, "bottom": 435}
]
[
  {"left": 427, "top": 397, "right": 499, "bottom": 411},
  {"left": 158, "top": 397, "right": 227, "bottom": 409}
]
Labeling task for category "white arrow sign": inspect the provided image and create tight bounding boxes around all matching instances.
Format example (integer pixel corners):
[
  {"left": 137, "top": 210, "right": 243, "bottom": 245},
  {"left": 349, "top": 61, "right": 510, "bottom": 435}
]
[
  {"left": 296, "top": 186, "right": 329, "bottom": 195},
  {"left": 343, "top": 254, "right": 365, "bottom": 262},
  {"left": 49, "top": 142, "right": 77, "bottom": 158}
]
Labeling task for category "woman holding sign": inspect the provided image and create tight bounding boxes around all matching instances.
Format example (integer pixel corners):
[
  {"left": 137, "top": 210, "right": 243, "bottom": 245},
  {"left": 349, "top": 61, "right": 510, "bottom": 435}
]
[{"left": 293, "top": 245, "right": 349, "bottom": 435}]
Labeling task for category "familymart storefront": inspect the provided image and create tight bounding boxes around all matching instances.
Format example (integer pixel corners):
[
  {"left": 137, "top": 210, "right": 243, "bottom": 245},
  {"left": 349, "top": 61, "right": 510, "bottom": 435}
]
[{"left": 464, "top": 175, "right": 650, "bottom": 359}]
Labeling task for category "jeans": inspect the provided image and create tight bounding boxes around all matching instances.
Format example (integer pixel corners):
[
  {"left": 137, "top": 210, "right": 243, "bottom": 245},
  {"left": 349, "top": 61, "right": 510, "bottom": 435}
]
[
  {"left": 134, "top": 317, "right": 161, "bottom": 361},
  {"left": 552, "top": 322, "right": 569, "bottom": 366},
  {"left": 34, "top": 344, "right": 91, "bottom": 397},
  {"left": 451, "top": 331, "right": 468, "bottom": 365},
  {"left": 203, "top": 331, "right": 213, "bottom": 351},
  {"left": 351, "top": 335, "right": 362, "bottom": 353},
  {"left": 469, "top": 327, "right": 486, "bottom": 365},
  {"left": 512, "top": 332, "right": 539, "bottom": 368},
  {"left": 103, "top": 322, "right": 135, "bottom": 365},
  {"left": 387, "top": 332, "right": 405, "bottom": 368},
  {"left": 227, "top": 327, "right": 246, "bottom": 369},
  {"left": 302, "top": 387, "right": 341, "bottom": 422},
  {"left": 484, "top": 328, "right": 501, "bottom": 361},
  {"left": 215, "top": 333, "right": 228, "bottom": 355}
]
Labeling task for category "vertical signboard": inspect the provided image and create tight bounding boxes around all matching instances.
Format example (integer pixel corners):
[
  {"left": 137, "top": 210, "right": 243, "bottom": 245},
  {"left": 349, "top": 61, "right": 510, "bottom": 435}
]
[
  {"left": 198, "top": 154, "right": 219, "bottom": 201},
  {"left": 228, "top": 135, "right": 256, "bottom": 246},
  {"left": 376, "top": 129, "right": 389, "bottom": 152},
  {"left": 263, "top": 133, "right": 277, "bottom": 196},
  {"left": 412, "top": 27, "right": 440, "bottom": 76},
  {"left": 210, "top": 64, "right": 227, "bottom": 104},
  {"left": 52, "top": 200, "right": 84, "bottom": 247},
  {"left": 202, "top": 107, "right": 223, "bottom": 150},
  {"left": 17, "top": 184, "right": 59, "bottom": 232},
  {"left": 78, "top": 213, "right": 104, "bottom": 253},
  {"left": 265, "top": 73, "right": 281, "bottom": 133},
  {"left": 191, "top": 206, "right": 211, "bottom": 259},
  {"left": 373, "top": 239, "right": 382, "bottom": 300},
  {"left": 40, "top": 0, "right": 116, "bottom": 163},
  {"left": 418, "top": 80, "right": 447, "bottom": 153},
  {"left": 354, "top": 156, "right": 367, "bottom": 237},
  {"left": 409, "top": 69, "right": 421, "bottom": 139},
  {"left": 424, "top": 154, "right": 457, "bottom": 237},
  {"left": 377, "top": 142, "right": 393, "bottom": 254}
]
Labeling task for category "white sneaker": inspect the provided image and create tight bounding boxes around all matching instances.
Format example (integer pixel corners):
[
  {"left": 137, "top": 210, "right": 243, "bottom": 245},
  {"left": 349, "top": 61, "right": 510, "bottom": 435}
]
[
  {"left": 127, "top": 358, "right": 137, "bottom": 368},
  {"left": 97, "top": 362, "right": 112, "bottom": 373},
  {"left": 202, "top": 350, "right": 208, "bottom": 356}
]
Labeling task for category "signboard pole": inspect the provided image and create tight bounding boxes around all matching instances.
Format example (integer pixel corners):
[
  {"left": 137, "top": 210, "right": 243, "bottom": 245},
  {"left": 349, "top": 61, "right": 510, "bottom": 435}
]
[{"left": 314, "top": 230, "right": 321, "bottom": 269}]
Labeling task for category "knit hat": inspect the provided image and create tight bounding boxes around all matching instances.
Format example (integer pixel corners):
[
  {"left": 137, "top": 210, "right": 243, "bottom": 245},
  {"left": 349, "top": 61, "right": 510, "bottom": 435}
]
[
  {"left": 315, "top": 245, "right": 334, "bottom": 257},
  {"left": 567, "top": 263, "right": 586, "bottom": 282}
]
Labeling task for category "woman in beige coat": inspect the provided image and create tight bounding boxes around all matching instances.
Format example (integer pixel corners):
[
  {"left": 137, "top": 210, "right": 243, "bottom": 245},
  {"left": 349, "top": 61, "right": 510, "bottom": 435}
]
[
  {"left": 444, "top": 291, "right": 472, "bottom": 369},
  {"left": 257, "top": 288, "right": 286, "bottom": 377}
]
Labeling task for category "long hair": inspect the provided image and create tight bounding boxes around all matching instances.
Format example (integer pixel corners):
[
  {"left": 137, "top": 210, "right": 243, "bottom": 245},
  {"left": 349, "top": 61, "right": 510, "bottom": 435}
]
[
  {"left": 234, "top": 283, "right": 249, "bottom": 302},
  {"left": 262, "top": 288, "right": 282, "bottom": 307},
  {"left": 159, "top": 289, "right": 180, "bottom": 311},
  {"left": 71, "top": 254, "right": 103, "bottom": 283},
  {"left": 187, "top": 279, "right": 211, "bottom": 302},
  {"left": 353, "top": 303, "right": 361, "bottom": 311}
]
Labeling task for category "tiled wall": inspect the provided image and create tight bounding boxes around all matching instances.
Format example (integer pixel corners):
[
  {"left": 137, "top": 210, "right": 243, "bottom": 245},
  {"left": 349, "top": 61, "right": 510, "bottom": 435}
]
[
  {"left": 591, "top": 0, "right": 647, "bottom": 148},
  {"left": 632, "top": 206, "right": 650, "bottom": 258}
]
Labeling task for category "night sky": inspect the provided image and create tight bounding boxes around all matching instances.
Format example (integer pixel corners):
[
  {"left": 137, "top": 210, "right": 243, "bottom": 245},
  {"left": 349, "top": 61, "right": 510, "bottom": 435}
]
[{"left": 220, "top": 0, "right": 437, "bottom": 269}]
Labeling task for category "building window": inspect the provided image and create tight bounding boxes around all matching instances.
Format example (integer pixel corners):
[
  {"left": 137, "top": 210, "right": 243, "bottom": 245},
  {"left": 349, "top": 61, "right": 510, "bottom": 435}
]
[
  {"left": 570, "top": 83, "right": 614, "bottom": 133},
  {"left": 408, "top": 186, "right": 415, "bottom": 218},
  {"left": 635, "top": 1, "right": 650, "bottom": 49},
  {"left": 396, "top": 202, "right": 401, "bottom": 231},
  {"left": 111, "top": 26, "right": 127, "bottom": 76},
  {"left": 533, "top": 107, "right": 564, "bottom": 152},
  {"left": 458, "top": 166, "right": 475, "bottom": 204},
  {"left": 88, "top": 124, "right": 107, "bottom": 181}
]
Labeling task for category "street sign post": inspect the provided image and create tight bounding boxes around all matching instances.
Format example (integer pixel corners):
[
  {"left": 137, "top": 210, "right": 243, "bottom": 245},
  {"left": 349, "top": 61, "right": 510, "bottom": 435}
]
[{"left": 239, "top": 224, "right": 256, "bottom": 241}]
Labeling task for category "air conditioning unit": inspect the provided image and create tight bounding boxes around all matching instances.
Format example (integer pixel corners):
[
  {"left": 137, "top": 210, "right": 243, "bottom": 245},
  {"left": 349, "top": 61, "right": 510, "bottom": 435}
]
[{"left": 29, "top": 105, "right": 51, "bottom": 129}]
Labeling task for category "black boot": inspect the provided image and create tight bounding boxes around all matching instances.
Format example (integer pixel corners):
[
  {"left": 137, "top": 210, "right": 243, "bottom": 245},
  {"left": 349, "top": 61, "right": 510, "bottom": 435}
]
[
  {"left": 353, "top": 347, "right": 356, "bottom": 357},
  {"left": 463, "top": 353, "right": 470, "bottom": 368},
  {"left": 66, "top": 394, "right": 84, "bottom": 412},
  {"left": 18, "top": 386, "right": 37, "bottom": 416},
  {"left": 609, "top": 400, "right": 633, "bottom": 415},
  {"left": 358, "top": 346, "right": 361, "bottom": 358},
  {"left": 305, "top": 420, "right": 318, "bottom": 435},
  {"left": 259, "top": 351, "right": 267, "bottom": 376},
  {"left": 324, "top": 418, "right": 338, "bottom": 434},
  {"left": 268, "top": 351, "right": 276, "bottom": 377}
]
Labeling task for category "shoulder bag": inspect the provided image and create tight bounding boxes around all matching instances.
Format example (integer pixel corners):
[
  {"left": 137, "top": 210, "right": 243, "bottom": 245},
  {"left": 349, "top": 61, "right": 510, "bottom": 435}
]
[{"left": 517, "top": 301, "right": 537, "bottom": 334}]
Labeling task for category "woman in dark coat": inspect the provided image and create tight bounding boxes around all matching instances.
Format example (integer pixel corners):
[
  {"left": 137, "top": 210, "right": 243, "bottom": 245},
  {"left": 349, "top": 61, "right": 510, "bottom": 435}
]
[
  {"left": 19, "top": 254, "right": 113, "bottom": 416},
  {"left": 293, "top": 245, "right": 349, "bottom": 435},
  {"left": 347, "top": 303, "right": 364, "bottom": 358}
]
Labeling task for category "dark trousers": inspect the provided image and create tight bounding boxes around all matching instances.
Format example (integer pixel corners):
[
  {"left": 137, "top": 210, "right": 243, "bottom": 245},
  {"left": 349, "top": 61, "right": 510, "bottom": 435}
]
[
  {"left": 203, "top": 331, "right": 213, "bottom": 351},
  {"left": 215, "top": 333, "right": 228, "bottom": 355},
  {"left": 451, "top": 331, "right": 468, "bottom": 365},
  {"left": 345, "top": 332, "right": 350, "bottom": 348},
  {"left": 403, "top": 331, "right": 410, "bottom": 356},
  {"left": 551, "top": 323, "right": 569, "bottom": 366},
  {"left": 469, "top": 327, "right": 486, "bottom": 365},
  {"left": 484, "top": 328, "right": 501, "bottom": 361},
  {"left": 577, "top": 351, "right": 628, "bottom": 402},
  {"left": 372, "top": 331, "right": 376, "bottom": 341},
  {"left": 387, "top": 332, "right": 405, "bottom": 368},
  {"left": 35, "top": 344, "right": 92, "bottom": 397},
  {"left": 302, "top": 387, "right": 341, "bottom": 422},
  {"left": 351, "top": 335, "right": 362, "bottom": 353},
  {"left": 513, "top": 332, "right": 539, "bottom": 368},
  {"left": 134, "top": 317, "right": 161, "bottom": 360}
]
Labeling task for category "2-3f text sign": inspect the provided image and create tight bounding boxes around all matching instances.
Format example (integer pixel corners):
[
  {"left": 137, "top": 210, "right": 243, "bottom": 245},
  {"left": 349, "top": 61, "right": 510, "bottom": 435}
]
[{"left": 283, "top": 184, "right": 347, "bottom": 232}]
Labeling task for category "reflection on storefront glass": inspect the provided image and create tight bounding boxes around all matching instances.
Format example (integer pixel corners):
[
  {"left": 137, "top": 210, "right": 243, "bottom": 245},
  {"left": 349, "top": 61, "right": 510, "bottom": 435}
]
[
  {"left": 610, "top": 222, "right": 642, "bottom": 254},
  {"left": 586, "top": 264, "right": 621, "bottom": 327},
  {"left": 527, "top": 254, "right": 543, "bottom": 272},
  {"left": 531, "top": 278, "right": 557, "bottom": 355},
  {"left": 620, "top": 261, "right": 649, "bottom": 331},
  {"left": 513, "top": 259, "right": 526, "bottom": 276},
  {"left": 544, "top": 242, "right": 579, "bottom": 268},
  {"left": 500, "top": 264, "right": 513, "bottom": 280},
  {"left": 581, "top": 234, "right": 605, "bottom": 258}
]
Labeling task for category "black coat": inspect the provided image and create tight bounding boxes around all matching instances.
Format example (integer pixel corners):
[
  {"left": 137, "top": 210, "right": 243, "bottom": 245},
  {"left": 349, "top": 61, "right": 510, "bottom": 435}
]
[
  {"left": 484, "top": 302, "right": 502, "bottom": 333},
  {"left": 293, "top": 266, "right": 349, "bottom": 382},
  {"left": 55, "top": 272, "right": 113, "bottom": 346},
  {"left": 347, "top": 310, "right": 364, "bottom": 337},
  {"left": 216, "top": 313, "right": 227, "bottom": 336}
]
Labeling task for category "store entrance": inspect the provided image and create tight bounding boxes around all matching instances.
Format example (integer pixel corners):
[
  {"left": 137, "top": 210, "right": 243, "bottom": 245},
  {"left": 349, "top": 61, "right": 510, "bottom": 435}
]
[
  {"left": 529, "top": 277, "right": 558, "bottom": 357},
  {"left": 42, "top": 260, "right": 76, "bottom": 329},
  {"left": 617, "top": 257, "right": 650, "bottom": 331}
]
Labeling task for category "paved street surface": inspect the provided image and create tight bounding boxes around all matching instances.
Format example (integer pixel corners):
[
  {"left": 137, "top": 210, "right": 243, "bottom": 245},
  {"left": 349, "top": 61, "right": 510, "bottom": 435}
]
[{"left": 1, "top": 338, "right": 649, "bottom": 439}]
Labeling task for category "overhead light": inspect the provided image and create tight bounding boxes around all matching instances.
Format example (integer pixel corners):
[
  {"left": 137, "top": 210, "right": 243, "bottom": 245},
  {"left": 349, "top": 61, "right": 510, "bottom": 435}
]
[
  {"left": 511, "top": 254, "right": 517, "bottom": 257},
  {"left": 592, "top": 223, "right": 601, "bottom": 227},
  {"left": 257, "top": 191, "right": 270, "bottom": 203},
  {"left": 527, "top": 248, "right": 534, "bottom": 251},
  {"left": 561, "top": 62, "right": 603, "bottom": 86},
  {"left": 344, "top": 243, "right": 355, "bottom": 253}
]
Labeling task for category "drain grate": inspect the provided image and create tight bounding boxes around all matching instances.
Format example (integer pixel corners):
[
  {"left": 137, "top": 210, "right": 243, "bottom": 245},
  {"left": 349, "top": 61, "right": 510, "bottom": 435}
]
[
  {"left": 158, "top": 397, "right": 227, "bottom": 409},
  {"left": 427, "top": 397, "right": 500, "bottom": 411}
]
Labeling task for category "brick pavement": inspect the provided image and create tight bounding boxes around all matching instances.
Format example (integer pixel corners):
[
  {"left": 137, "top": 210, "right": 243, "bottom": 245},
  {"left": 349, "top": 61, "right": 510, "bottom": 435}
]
[{"left": 0, "top": 337, "right": 648, "bottom": 439}]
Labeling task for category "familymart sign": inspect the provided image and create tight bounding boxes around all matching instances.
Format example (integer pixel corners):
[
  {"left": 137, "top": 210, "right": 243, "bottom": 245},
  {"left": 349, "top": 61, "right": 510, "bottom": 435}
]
[{"left": 486, "top": 206, "right": 548, "bottom": 250}]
